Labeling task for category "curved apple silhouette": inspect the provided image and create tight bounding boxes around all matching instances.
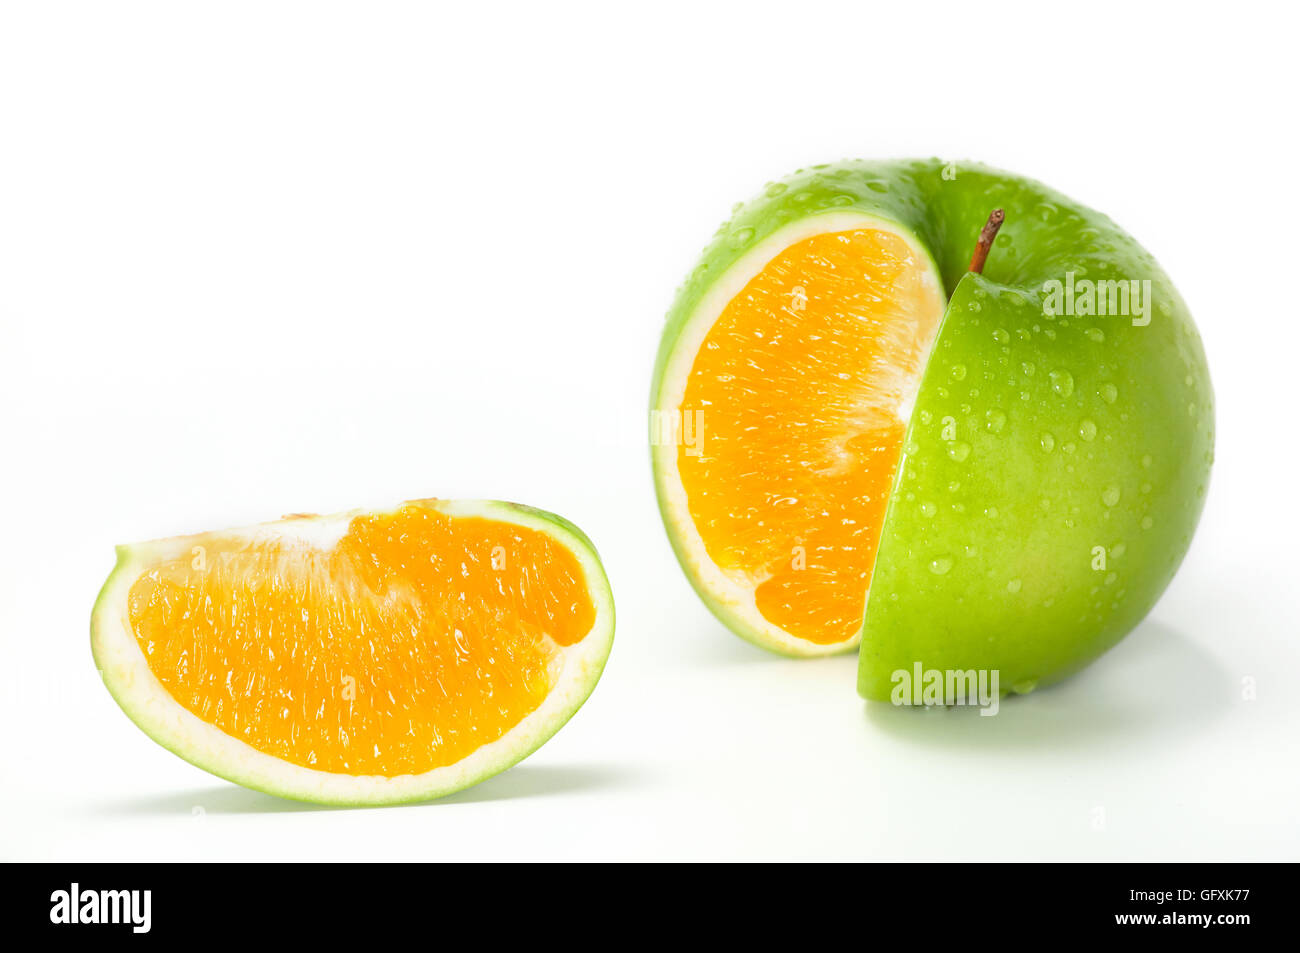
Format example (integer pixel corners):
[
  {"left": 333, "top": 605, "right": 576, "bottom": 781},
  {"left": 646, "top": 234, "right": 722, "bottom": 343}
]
[{"left": 651, "top": 160, "right": 1214, "bottom": 701}]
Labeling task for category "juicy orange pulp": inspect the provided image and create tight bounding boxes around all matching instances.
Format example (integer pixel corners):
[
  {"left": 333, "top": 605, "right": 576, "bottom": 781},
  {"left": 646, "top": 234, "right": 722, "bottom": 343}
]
[
  {"left": 678, "top": 228, "right": 944, "bottom": 644},
  {"left": 127, "top": 502, "right": 595, "bottom": 776}
]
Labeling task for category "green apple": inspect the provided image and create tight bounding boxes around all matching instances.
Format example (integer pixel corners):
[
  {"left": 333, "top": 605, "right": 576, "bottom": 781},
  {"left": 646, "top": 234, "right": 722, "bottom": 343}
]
[{"left": 651, "top": 159, "right": 1213, "bottom": 701}]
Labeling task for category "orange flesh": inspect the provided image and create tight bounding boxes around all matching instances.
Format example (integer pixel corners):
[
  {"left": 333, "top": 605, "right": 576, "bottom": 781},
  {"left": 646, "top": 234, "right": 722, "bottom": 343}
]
[
  {"left": 678, "top": 228, "right": 944, "bottom": 644},
  {"left": 127, "top": 502, "right": 595, "bottom": 776}
]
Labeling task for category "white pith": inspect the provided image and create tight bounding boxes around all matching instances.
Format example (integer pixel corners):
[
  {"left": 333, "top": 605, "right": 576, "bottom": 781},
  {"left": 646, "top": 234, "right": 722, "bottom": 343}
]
[
  {"left": 91, "top": 499, "right": 615, "bottom": 806},
  {"left": 652, "top": 211, "right": 945, "bottom": 657}
]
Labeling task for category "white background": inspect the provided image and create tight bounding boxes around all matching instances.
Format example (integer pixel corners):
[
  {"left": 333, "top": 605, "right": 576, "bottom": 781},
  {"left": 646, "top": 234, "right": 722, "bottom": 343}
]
[{"left": 2, "top": 1, "right": 1297, "bottom": 861}]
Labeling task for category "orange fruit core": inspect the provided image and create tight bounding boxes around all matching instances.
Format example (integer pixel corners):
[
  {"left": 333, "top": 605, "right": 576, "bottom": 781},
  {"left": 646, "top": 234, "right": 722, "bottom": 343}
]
[
  {"left": 127, "top": 502, "right": 596, "bottom": 777},
  {"left": 677, "top": 228, "right": 943, "bottom": 644}
]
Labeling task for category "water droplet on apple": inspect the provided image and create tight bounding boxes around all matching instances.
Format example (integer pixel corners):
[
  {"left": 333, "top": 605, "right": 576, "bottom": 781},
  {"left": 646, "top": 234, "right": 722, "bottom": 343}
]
[
  {"left": 993, "top": 328, "right": 1009, "bottom": 344},
  {"left": 920, "top": 501, "right": 937, "bottom": 518},
  {"left": 1006, "top": 578, "right": 1022, "bottom": 594},
  {"left": 1039, "top": 432, "right": 1055, "bottom": 453},
  {"left": 946, "top": 441, "right": 971, "bottom": 462},
  {"left": 1099, "top": 383, "right": 1118, "bottom": 404},
  {"left": 985, "top": 409, "right": 1006, "bottom": 433},
  {"left": 1141, "top": 516, "right": 1154, "bottom": 529},
  {"left": 1079, "top": 418, "right": 1098, "bottom": 441},
  {"left": 928, "top": 556, "right": 954, "bottom": 575},
  {"left": 728, "top": 226, "right": 755, "bottom": 248},
  {"left": 1086, "top": 327, "right": 1105, "bottom": 342},
  {"left": 951, "top": 363, "right": 967, "bottom": 380},
  {"left": 1049, "top": 369, "right": 1075, "bottom": 397}
]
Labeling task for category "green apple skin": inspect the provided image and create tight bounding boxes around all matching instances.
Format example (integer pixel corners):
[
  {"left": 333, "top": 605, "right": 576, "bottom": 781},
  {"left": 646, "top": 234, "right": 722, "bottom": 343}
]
[{"left": 651, "top": 160, "right": 1213, "bottom": 698}]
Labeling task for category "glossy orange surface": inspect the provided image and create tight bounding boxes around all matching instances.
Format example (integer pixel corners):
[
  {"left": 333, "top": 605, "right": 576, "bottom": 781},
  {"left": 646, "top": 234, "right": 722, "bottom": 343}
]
[
  {"left": 127, "top": 503, "right": 595, "bottom": 776},
  {"left": 678, "top": 229, "right": 943, "bottom": 644}
]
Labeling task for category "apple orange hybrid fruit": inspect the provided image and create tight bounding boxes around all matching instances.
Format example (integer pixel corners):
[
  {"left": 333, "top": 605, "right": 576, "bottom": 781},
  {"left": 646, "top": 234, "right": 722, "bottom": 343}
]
[{"left": 650, "top": 159, "right": 1213, "bottom": 701}]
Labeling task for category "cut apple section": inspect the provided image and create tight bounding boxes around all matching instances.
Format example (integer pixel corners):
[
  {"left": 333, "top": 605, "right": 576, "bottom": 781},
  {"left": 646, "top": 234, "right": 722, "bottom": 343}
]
[{"left": 654, "top": 216, "right": 946, "bottom": 654}]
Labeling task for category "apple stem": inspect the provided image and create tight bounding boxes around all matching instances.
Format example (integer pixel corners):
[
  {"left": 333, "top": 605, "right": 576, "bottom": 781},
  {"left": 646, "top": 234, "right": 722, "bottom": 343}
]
[{"left": 968, "top": 208, "right": 1005, "bottom": 274}]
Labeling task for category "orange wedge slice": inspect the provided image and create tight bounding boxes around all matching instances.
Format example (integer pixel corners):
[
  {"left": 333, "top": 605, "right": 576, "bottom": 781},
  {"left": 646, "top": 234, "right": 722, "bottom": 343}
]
[{"left": 92, "top": 498, "right": 614, "bottom": 804}]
